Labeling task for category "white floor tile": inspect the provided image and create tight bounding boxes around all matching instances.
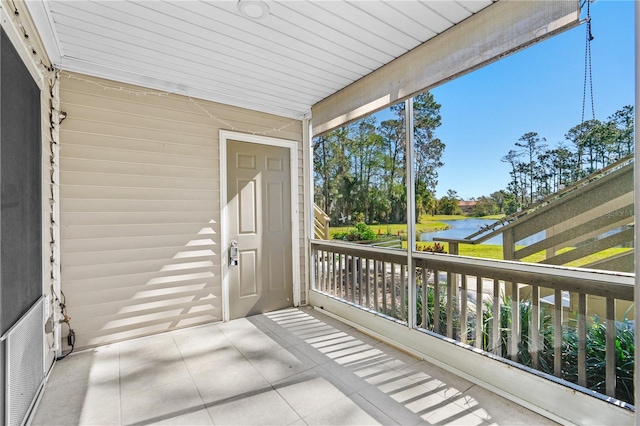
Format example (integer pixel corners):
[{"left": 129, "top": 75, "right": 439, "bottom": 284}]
[
  {"left": 120, "top": 358, "right": 191, "bottom": 398},
  {"left": 179, "top": 339, "right": 246, "bottom": 375},
  {"left": 193, "top": 359, "right": 271, "bottom": 405},
  {"left": 206, "top": 389, "right": 301, "bottom": 426},
  {"left": 121, "top": 377, "right": 204, "bottom": 425},
  {"left": 47, "top": 345, "right": 119, "bottom": 388},
  {"left": 32, "top": 308, "right": 559, "bottom": 426},
  {"left": 273, "top": 366, "right": 354, "bottom": 418},
  {"left": 303, "top": 394, "right": 397, "bottom": 426},
  {"left": 34, "top": 374, "right": 120, "bottom": 425},
  {"left": 145, "top": 408, "right": 213, "bottom": 426},
  {"left": 118, "top": 333, "right": 181, "bottom": 370},
  {"left": 248, "top": 346, "right": 316, "bottom": 383},
  {"left": 357, "top": 385, "right": 424, "bottom": 426},
  {"left": 452, "top": 385, "right": 558, "bottom": 426}
]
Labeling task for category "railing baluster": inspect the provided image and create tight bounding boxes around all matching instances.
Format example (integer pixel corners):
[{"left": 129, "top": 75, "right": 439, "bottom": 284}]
[
  {"left": 358, "top": 257, "right": 363, "bottom": 307},
  {"left": 328, "top": 250, "right": 333, "bottom": 293},
  {"left": 391, "top": 263, "right": 397, "bottom": 318},
  {"left": 373, "top": 260, "right": 379, "bottom": 312},
  {"left": 320, "top": 250, "right": 326, "bottom": 292},
  {"left": 339, "top": 254, "right": 344, "bottom": 299},
  {"left": 578, "top": 292, "right": 587, "bottom": 387},
  {"left": 345, "top": 255, "right": 350, "bottom": 301},
  {"left": 327, "top": 251, "right": 332, "bottom": 295},
  {"left": 554, "top": 288, "right": 563, "bottom": 377},
  {"left": 492, "top": 279, "right": 500, "bottom": 355},
  {"left": 351, "top": 256, "right": 357, "bottom": 304},
  {"left": 531, "top": 285, "right": 540, "bottom": 370},
  {"left": 400, "top": 265, "right": 406, "bottom": 320},
  {"left": 325, "top": 250, "right": 330, "bottom": 293},
  {"left": 324, "top": 250, "right": 329, "bottom": 294},
  {"left": 460, "top": 274, "right": 468, "bottom": 344},
  {"left": 365, "top": 258, "right": 371, "bottom": 308},
  {"left": 475, "top": 276, "right": 483, "bottom": 349},
  {"left": 422, "top": 267, "right": 428, "bottom": 329},
  {"left": 324, "top": 251, "right": 331, "bottom": 294},
  {"left": 606, "top": 297, "right": 616, "bottom": 397},
  {"left": 382, "top": 261, "right": 387, "bottom": 315},
  {"left": 331, "top": 251, "right": 337, "bottom": 296},
  {"left": 446, "top": 272, "right": 453, "bottom": 339},
  {"left": 313, "top": 248, "right": 319, "bottom": 290},
  {"left": 433, "top": 270, "right": 440, "bottom": 333},
  {"left": 510, "top": 281, "right": 519, "bottom": 362}
]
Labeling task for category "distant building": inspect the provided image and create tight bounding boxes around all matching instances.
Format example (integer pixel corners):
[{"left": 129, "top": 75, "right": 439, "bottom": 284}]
[{"left": 457, "top": 200, "right": 478, "bottom": 214}]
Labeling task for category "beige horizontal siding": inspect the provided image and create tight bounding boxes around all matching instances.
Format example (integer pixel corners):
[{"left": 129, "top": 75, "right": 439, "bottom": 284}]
[
  {"left": 60, "top": 158, "right": 218, "bottom": 180},
  {"left": 62, "top": 271, "right": 220, "bottom": 296},
  {"left": 62, "top": 245, "right": 216, "bottom": 267},
  {"left": 62, "top": 234, "right": 218, "bottom": 253},
  {"left": 61, "top": 145, "right": 216, "bottom": 168},
  {"left": 62, "top": 132, "right": 218, "bottom": 157},
  {"left": 60, "top": 199, "right": 218, "bottom": 213},
  {"left": 60, "top": 73, "right": 304, "bottom": 349}
]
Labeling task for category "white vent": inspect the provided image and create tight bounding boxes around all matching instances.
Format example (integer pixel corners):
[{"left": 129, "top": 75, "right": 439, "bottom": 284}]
[{"left": 4, "top": 297, "right": 45, "bottom": 426}]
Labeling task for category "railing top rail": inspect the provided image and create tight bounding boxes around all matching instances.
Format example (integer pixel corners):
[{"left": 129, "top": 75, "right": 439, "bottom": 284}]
[
  {"left": 414, "top": 251, "right": 634, "bottom": 300},
  {"left": 311, "top": 239, "right": 406, "bottom": 262},
  {"left": 310, "top": 239, "right": 634, "bottom": 300},
  {"left": 435, "top": 156, "right": 634, "bottom": 245},
  {"left": 351, "top": 236, "right": 402, "bottom": 244}
]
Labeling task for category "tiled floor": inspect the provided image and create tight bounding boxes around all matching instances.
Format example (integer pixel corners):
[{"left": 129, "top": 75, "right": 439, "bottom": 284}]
[{"left": 31, "top": 307, "right": 557, "bottom": 426}]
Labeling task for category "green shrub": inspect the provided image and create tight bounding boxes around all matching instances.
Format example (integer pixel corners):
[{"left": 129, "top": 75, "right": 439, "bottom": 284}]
[
  {"left": 562, "top": 314, "right": 635, "bottom": 403},
  {"left": 413, "top": 270, "right": 456, "bottom": 336},
  {"left": 474, "top": 296, "right": 634, "bottom": 404},
  {"left": 332, "top": 222, "right": 377, "bottom": 241}
]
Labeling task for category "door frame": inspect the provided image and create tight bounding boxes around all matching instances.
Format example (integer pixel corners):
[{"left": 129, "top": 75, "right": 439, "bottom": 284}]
[{"left": 219, "top": 130, "right": 300, "bottom": 322}]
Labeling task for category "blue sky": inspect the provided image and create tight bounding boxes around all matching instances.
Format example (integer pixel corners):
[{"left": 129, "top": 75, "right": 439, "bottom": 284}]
[{"left": 380, "top": 0, "right": 635, "bottom": 200}]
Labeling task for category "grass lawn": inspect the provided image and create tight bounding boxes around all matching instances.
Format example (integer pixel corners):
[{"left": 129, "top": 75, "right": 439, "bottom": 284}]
[
  {"left": 329, "top": 221, "right": 450, "bottom": 240},
  {"left": 330, "top": 216, "right": 628, "bottom": 267},
  {"left": 412, "top": 242, "right": 504, "bottom": 259},
  {"left": 411, "top": 241, "right": 632, "bottom": 266}
]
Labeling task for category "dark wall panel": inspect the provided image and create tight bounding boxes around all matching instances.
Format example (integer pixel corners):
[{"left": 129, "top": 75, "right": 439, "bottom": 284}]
[
  {"left": 0, "top": 341, "right": 4, "bottom": 422},
  {"left": 0, "top": 28, "right": 42, "bottom": 335}
]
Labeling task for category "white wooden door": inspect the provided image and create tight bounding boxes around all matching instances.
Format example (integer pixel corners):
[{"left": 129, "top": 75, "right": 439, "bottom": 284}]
[{"left": 227, "top": 140, "right": 293, "bottom": 319}]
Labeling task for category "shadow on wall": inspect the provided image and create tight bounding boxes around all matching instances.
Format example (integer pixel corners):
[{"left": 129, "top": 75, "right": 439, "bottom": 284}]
[{"left": 61, "top": 218, "right": 222, "bottom": 350}]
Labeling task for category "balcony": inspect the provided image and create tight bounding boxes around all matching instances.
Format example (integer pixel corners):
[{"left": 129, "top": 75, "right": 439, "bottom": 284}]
[
  {"left": 310, "top": 240, "right": 635, "bottom": 424},
  {"left": 32, "top": 307, "right": 555, "bottom": 425}
]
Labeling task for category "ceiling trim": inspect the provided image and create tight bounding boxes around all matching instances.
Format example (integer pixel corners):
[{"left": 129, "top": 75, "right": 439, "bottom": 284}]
[
  {"left": 24, "top": 0, "right": 62, "bottom": 65},
  {"left": 22, "top": 0, "right": 502, "bottom": 122}
]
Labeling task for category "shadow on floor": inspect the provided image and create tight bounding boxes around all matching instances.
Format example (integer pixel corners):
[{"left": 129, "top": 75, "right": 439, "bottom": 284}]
[{"left": 31, "top": 306, "right": 556, "bottom": 425}]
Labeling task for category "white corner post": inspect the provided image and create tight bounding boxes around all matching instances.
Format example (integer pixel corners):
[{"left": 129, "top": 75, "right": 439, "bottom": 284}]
[
  {"left": 303, "top": 118, "right": 314, "bottom": 300},
  {"left": 405, "top": 98, "right": 416, "bottom": 329}
]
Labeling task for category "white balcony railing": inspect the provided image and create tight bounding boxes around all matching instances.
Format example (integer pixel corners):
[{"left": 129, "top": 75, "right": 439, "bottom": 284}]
[{"left": 310, "top": 239, "right": 635, "bottom": 407}]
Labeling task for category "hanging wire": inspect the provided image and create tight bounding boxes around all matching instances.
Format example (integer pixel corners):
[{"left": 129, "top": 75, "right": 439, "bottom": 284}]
[
  {"left": 581, "top": 0, "right": 595, "bottom": 123},
  {"left": 52, "top": 289, "right": 75, "bottom": 360}
]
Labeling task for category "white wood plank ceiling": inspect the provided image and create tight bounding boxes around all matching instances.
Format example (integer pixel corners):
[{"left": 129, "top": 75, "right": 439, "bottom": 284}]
[{"left": 27, "top": 0, "right": 494, "bottom": 119}]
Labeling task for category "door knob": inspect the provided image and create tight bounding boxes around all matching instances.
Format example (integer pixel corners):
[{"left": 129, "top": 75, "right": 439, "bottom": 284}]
[{"left": 229, "top": 240, "right": 239, "bottom": 266}]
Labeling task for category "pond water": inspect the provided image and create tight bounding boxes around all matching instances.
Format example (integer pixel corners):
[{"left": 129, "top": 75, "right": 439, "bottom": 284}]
[{"left": 419, "top": 218, "right": 544, "bottom": 246}]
